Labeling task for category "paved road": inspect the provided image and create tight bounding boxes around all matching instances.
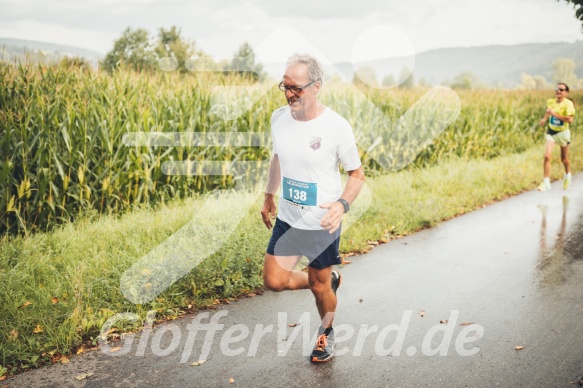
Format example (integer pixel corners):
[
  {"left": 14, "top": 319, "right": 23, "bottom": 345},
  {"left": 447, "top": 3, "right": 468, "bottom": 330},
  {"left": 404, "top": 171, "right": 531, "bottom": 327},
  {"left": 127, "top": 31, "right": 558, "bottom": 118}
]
[{"left": 9, "top": 174, "right": 583, "bottom": 388}]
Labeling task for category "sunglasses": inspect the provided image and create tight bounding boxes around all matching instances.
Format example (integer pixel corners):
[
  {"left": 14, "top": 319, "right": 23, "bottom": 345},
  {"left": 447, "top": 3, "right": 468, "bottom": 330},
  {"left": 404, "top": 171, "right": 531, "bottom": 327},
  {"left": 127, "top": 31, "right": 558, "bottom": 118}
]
[
  {"left": 278, "top": 80, "right": 317, "bottom": 95},
  {"left": 556, "top": 88, "right": 566, "bottom": 92}
]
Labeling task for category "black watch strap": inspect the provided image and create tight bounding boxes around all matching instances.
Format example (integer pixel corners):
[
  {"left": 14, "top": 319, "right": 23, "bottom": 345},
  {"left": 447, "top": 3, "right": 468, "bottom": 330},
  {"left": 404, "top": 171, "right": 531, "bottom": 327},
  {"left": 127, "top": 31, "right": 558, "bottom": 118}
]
[{"left": 337, "top": 198, "right": 350, "bottom": 213}]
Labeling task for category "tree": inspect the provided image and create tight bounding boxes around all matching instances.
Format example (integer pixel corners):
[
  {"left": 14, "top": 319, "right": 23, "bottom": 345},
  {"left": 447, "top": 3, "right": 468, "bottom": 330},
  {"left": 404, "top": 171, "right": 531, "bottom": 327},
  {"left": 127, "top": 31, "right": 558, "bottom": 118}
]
[
  {"left": 101, "top": 28, "right": 157, "bottom": 72},
  {"left": 417, "top": 77, "right": 432, "bottom": 88},
  {"left": 552, "top": 57, "right": 578, "bottom": 86},
  {"left": 560, "top": 0, "right": 583, "bottom": 30},
  {"left": 225, "top": 42, "right": 265, "bottom": 80},
  {"left": 59, "top": 56, "right": 90, "bottom": 71},
  {"left": 398, "top": 67, "right": 414, "bottom": 89},
  {"left": 381, "top": 74, "right": 397, "bottom": 88},
  {"left": 353, "top": 66, "right": 378, "bottom": 88},
  {"left": 450, "top": 72, "right": 481, "bottom": 90},
  {"left": 521, "top": 73, "right": 537, "bottom": 90},
  {"left": 154, "top": 26, "right": 195, "bottom": 73},
  {"left": 520, "top": 73, "right": 552, "bottom": 89},
  {"left": 534, "top": 75, "right": 553, "bottom": 89}
]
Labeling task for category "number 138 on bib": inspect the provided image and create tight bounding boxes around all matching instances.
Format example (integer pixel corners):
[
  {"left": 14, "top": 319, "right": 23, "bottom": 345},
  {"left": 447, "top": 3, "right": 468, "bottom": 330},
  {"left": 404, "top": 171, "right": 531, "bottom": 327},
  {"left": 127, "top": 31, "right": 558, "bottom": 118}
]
[{"left": 282, "top": 177, "right": 317, "bottom": 206}]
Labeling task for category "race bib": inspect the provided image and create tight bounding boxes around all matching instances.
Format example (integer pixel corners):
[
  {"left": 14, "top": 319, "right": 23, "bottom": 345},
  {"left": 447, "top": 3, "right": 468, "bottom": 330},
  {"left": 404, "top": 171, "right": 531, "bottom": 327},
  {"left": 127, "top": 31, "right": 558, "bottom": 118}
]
[
  {"left": 283, "top": 177, "right": 317, "bottom": 206},
  {"left": 550, "top": 116, "right": 564, "bottom": 126}
]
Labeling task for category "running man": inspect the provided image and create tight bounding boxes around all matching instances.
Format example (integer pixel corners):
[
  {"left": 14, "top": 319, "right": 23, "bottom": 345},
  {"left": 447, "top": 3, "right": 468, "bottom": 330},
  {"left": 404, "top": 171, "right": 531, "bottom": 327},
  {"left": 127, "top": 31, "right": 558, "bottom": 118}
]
[
  {"left": 260, "top": 53, "right": 365, "bottom": 363},
  {"left": 538, "top": 83, "right": 575, "bottom": 191}
]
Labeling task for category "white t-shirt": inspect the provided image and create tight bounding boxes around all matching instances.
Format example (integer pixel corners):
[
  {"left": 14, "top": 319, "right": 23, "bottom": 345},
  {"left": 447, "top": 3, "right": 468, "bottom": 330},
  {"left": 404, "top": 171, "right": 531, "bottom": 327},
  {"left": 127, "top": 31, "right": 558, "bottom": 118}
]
[{"left": 271, "top": 106, "right": 362, "bottom": 230}]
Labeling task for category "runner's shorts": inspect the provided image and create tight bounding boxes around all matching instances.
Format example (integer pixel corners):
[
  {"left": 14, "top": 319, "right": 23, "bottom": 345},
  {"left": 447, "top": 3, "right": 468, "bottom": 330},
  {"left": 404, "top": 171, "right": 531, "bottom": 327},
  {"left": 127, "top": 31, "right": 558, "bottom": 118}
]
[
  {"left": 266, "top": 218, "right": 342, "bottom": 269},
  {"left": 546, "top": 128, "right": 571, "bottom": 147}
]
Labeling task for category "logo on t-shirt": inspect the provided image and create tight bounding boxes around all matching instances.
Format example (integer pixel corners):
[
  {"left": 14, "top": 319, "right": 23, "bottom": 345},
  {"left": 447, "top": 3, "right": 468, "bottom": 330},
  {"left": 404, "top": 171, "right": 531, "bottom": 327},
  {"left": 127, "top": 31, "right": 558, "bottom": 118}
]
[{"left": 310, "top": 136, "right": 322, "bottom": 150}]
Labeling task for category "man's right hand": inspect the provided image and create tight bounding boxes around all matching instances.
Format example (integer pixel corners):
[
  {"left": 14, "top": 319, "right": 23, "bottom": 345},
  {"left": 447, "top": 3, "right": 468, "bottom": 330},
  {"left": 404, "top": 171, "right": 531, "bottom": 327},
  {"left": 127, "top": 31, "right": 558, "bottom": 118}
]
[
  {"left": 539, "top": 118, "right": 546, "bottom": 127},
  {"left": 261, "top": 195, "right": 277, "bottom": 229}
]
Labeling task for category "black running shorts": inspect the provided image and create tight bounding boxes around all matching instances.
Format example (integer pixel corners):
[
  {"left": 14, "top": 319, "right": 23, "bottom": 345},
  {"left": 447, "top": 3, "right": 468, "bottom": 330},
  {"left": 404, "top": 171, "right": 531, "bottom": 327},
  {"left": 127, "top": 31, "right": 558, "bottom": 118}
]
[{"left": 266, "top": 218, "right": 342, "bottom": 269}]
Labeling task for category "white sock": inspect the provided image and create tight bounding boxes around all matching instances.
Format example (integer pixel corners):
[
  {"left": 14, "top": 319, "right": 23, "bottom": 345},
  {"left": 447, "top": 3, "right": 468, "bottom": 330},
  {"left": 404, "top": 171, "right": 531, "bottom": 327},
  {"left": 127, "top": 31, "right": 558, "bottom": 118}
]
[
  {"left": 565, "top": 173, "right": 571, "bottom": 179},
  {"left": 544, "top": 177, "right": 550, "bottom": 184}
]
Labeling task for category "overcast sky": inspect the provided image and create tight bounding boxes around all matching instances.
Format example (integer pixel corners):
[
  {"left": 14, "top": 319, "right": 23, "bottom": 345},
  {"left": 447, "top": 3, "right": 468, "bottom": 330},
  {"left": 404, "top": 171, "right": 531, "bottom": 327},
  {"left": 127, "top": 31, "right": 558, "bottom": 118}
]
[{"left": 1, "top": 0, "right": 581, "bottom": 64}]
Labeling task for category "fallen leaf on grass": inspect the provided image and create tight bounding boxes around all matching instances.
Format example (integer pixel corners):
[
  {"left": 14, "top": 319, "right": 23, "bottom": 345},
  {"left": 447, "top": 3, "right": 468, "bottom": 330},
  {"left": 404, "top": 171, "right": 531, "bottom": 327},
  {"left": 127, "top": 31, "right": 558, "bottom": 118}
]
[
  {"left": 33, "top": 324, "right": 43, "bottom": 333},
  {"left": 19, "top": 301, "right": 32, "bottom": 308},
  {"left": 439, "top": 320, "right": 448, "bottom": 324},
  {"left": 109, "top": 346, "right": 122, "bottom": 353},
  {"left": 459, "top": 322, "right": 474, "bottom": 326},
  {"left": 247, "top": 293, "right": 256, "bottom": 297},
  {"left": 52, "top": 354, "right": 71, "bottom": 365},
  {"left": 229, "top": 378, "right": 235, "bottom": 384},
  {"left": 75, "top": 373, "right": 94, "bottom": 381},
  {"left": 190, "top": 360, "right": 206, "bottom": 366},
  {"left": 418, "top": 310, "right": 426, "bottom": 318},
  {"left": 515, "top": 345, "right": 525, "bottom": 351},
  {"left": 0, "top": 376, "right": 6, "bottom": 381},
  {"left": 76, "top": 347, "right": 85, "bottom": 355},
  {"left": 9, "top": 329, "right": 18, "bottom": 340},
  {"left": 51, "top": 297, "right": 59, "bottom": 304},
  {"left": 103, "top": 328, "right": 118, "bottom": 337},
  {"left": 288, "top": 323, "right": 301, "bottom": 327}
]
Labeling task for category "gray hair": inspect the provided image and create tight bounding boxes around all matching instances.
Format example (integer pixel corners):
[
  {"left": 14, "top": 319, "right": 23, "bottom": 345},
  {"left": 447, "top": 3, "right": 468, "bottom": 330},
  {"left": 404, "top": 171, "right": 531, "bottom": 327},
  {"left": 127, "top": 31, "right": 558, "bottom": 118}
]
[{"left": 286, "top": 53, "right": 324, "bottom": 84}]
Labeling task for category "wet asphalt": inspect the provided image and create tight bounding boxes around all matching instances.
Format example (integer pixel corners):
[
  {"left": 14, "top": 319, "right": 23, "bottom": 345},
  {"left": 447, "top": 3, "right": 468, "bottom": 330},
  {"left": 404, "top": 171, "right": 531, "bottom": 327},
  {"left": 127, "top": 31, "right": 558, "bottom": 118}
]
[{"left": 7, "top": 174, "right": 583, "bottom": 388}]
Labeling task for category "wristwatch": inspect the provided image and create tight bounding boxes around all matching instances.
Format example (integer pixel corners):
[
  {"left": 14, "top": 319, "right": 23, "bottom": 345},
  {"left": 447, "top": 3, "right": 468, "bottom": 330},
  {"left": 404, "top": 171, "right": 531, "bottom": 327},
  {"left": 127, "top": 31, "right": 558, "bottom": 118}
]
[{"left": 336, "top": 198, "right": 350, "bottom": 213}]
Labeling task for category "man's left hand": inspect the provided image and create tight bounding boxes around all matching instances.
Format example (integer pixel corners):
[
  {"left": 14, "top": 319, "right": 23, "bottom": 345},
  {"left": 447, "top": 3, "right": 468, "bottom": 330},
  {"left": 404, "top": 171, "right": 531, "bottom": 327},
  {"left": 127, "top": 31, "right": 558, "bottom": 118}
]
[{"left": 319, "top": 201, "right": 345, "bottom": 233}]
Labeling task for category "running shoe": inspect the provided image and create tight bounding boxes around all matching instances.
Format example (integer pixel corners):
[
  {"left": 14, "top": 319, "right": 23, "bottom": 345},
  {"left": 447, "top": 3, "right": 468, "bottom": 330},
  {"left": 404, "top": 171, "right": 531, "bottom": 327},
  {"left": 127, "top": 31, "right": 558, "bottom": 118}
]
[
  {"left": 310, "top": 331, "right": 335, "bottom": 363},
  {"left": 537, "top": 181, "right": 551, "bottom": 192},
  {"left": 563, "top": 176, "right": 571, "bottom": 190},
  {"left": 331, "top": 270, "right": 342, "bottom": 294}
]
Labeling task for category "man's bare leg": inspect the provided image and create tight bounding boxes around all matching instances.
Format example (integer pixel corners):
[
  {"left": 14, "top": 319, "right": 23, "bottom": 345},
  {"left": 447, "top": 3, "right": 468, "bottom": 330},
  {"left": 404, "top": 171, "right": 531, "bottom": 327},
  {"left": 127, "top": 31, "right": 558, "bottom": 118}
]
[
  {"left": 308, "top": 266, "right": 336, "bottom": 328},
  {"left": 543, "top": 140, "right": 554, "bottom": 178},
  {"left": 263, "top": 254, "right": 308, "bottom": 291},
  {"left": 560, "top": 145, "right": 570, "bottom": 174}
]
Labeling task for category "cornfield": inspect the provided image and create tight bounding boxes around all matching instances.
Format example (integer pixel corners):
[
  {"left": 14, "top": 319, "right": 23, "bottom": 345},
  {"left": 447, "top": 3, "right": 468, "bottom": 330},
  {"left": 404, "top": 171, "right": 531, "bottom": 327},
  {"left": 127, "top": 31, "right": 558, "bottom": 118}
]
[{"left": 1, "top": 63, "right": 580, "bottom": 235}]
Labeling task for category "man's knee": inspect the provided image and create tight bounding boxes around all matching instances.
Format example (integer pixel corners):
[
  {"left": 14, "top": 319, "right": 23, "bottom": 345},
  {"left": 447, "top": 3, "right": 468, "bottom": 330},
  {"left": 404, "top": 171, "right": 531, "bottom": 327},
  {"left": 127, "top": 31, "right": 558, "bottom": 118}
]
[
  {"left": 308, "top": 277, "right": 329, "bottom": 296},
  {"left": 263, "top": 273, "right": 287, "bottom": 292},
  {"left": 561, "top": 157, "right": 569, "bottom": 165},
  {"left": 543, "top": 155, "right": 552, "bottom": 162}
]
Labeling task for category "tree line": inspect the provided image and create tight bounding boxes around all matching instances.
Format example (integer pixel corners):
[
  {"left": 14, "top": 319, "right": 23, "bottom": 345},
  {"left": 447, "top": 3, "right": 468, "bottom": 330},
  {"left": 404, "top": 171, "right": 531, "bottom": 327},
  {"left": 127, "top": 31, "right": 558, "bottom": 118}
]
[
  {"left": 101, "top": 26, "right": 265, "bottom": 79},
  {"left": 351, "top": 57, "right": 582, "bottom": 90}
]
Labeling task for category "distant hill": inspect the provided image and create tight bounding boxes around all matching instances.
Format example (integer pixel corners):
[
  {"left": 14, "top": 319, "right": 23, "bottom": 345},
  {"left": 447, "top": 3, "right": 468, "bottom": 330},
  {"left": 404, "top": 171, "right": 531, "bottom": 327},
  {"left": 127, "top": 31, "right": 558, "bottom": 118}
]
[
  {"left": 2, "top": 38, "right": 582, "bottom": 88},
  {"left": 334, "top": 41, "right": 583, "bottom": 88},
  {"left": 0, "top": 38, "right": 103, "bottom": 67}
]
